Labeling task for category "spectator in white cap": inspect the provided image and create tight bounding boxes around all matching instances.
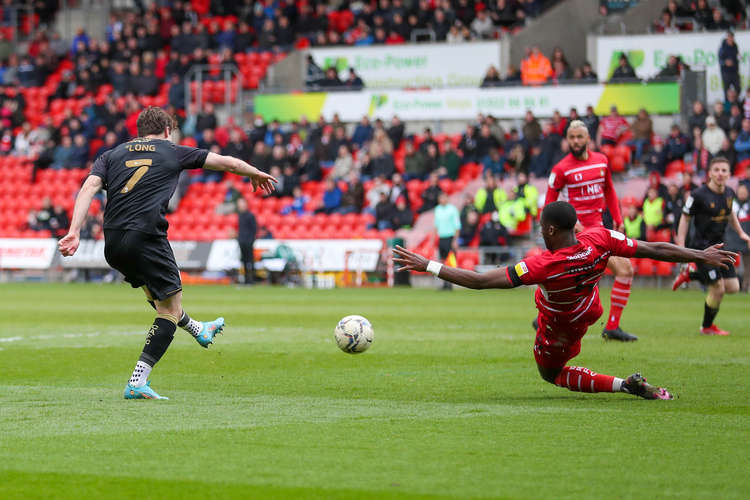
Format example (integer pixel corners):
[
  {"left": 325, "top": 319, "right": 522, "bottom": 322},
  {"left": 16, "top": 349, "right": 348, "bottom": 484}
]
[{"left": 702, "top": 115, "right": 727, "bottom": 155}]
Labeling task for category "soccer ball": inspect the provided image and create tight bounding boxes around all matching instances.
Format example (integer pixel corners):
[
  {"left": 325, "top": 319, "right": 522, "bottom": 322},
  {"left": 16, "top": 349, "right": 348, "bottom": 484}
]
[{"left": 334, "top": 315, "right": 374, "bottom": 354}]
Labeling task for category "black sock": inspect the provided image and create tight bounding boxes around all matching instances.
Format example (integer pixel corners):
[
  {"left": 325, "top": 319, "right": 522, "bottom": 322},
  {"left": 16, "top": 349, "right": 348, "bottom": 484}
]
[
  {"left": 177, "top": 311, "right": 190, "bottom": 327},
  {"left": 702, "top": 302, "right": 719, "bottom": 328},
  {"left": 689, "top": 271, "right": 701, "bottom": 281},
  {"left": 141, "top": 316, "right": 176, "bottom": 364}
]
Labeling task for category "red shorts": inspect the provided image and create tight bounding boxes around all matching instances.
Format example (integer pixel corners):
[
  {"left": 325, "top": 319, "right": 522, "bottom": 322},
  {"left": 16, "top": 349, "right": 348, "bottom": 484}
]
[{"left": 533, "top": 294, "right": 603, "bottom": 370}]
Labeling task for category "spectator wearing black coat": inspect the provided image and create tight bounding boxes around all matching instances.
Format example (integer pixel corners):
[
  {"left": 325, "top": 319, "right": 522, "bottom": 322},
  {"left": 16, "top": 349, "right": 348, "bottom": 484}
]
[
  {"left": 391, "top": 197, "right": 413, "bottom": 229},
  {"left": 610, "top": 53, "right": 637, "bottom": 81},
  {"left": 719, "top": 31, "right": 740, "bottom": 97},
  {"left": 387, "top": 116, "right": 405, "bottom": 147},
  {"left": 418, "top": 172, "right": 442, "bottom": 214},
  {"left": 195, "top": 102, "right": 218, "bottom": 133},
  {"left": 236, "top": 197, "right": 257, "bottom": 285},
  {"left": 223, "top": 129, "right": 250, "bottom": 161}
]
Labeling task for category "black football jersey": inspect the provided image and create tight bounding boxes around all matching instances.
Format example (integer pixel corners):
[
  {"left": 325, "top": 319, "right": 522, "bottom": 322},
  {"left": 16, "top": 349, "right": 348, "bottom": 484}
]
[
  {"left": 90, "top": 138, "right": 208, "bottom": 236},
  {"left": 683, "top": 184, "right": 737, "bottom": 249}
]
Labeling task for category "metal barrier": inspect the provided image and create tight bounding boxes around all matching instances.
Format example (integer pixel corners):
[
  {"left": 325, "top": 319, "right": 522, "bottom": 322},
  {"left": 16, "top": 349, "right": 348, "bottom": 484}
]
[{"left": 184, "top": 64, "right": 243, "bottom": 119}]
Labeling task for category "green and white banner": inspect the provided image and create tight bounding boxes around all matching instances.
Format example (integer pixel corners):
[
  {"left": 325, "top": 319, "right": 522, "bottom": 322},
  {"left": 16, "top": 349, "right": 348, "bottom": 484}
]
[
  {"left": 594, "top": 31, "right": 750, "bottom": 104},
  {"left": 254, "top": 83, "right": 680, "bottom": 122},
  {"left": 309, "top": 42, "right": 501, "bottom": 89}
]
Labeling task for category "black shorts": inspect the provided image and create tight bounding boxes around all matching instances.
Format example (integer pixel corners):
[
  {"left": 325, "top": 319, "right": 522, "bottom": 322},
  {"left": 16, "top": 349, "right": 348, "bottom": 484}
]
[
  {"left": 104, "top": 229, "right": 182, "bottom": 301},
  {"left": 695, "top": 261, "right": 737, "bottom": 284},
  {"left": 438, "top": 237, "right": 453, "bottom": 260}
]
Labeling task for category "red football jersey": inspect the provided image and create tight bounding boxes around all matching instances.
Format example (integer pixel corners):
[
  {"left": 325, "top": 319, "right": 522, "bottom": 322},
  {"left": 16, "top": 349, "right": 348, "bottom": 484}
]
[
  {"left": 506, "top": 227, "right": 637, "bottom": 340},
  {"left": 545, "top": 151, "right": 623, "bottom": 228}
]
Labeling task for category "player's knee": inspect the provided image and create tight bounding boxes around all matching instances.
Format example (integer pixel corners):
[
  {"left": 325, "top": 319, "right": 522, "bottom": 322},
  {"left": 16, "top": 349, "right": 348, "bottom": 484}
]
[
  {"left": 618, "top": 261, "right": 634, "bottom": 278},
  {"left": 537, "top": 365, "right": 560, "bottom": 384},
  {"left": 724, "top": 279, "right": 740, "bottom": 294},
  {"left": 154, "top": 298, "right": 182, "bottom": 318}
]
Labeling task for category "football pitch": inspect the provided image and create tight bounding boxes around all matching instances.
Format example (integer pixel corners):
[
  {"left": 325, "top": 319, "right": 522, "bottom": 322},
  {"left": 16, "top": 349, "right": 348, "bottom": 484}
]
[{"left": 0, "top": 283, "right": 748, "bottom": 499}]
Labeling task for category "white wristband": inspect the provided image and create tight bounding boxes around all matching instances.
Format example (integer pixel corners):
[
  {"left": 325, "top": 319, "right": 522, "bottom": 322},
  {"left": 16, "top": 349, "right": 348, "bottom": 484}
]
[{"left": 426, "top": 260, "right": 443, "bottom": 276}]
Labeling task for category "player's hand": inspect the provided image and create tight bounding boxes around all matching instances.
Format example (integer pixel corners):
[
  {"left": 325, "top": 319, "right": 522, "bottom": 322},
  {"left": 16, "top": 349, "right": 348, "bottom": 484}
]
[
  {"left": 392, "top": 245, "right": 428, "bottom": 273},
  {"left": 574, "top": 222, "right": 584, "bottom": 233},
  {"left": 250, "top": 170, "right": 278, "bottom": 195},
  {"left": 616, "top": 223, "right": 625, "bottom": 233},
  {"left": 740, "top": 232, "right": 750, "bottom": 249},
  {"left": 58, "top": 232, "right": 80, "bottom": 257},
  {"left": 700, "top": 243, "right": 738, "bottom": 269}
]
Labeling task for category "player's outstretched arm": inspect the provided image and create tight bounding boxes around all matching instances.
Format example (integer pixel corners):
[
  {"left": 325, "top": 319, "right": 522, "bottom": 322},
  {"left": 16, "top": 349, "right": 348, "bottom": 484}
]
[
  {"left": 59, "top": 175, "right": 103, "bottom": 257},
  {"left": 204, "top": 152, "right": 278, "bottom": 194},
  {"left": 634, "top": 241, "right": 737, "bottom": 269},
  {"left": 392, "top": 245, "right": 516, "bottom": 289}
]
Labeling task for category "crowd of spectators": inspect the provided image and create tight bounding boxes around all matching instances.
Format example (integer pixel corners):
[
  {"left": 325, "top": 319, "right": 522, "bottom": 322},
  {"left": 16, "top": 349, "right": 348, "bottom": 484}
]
[
  {"left": 652, "top": 0, "right": 748, "bottom": 33},
  {"left": 161, "top": 0, "right": 560, "bottom": 50},
  {"left": 481, "top": 43, "right": 692, "bottom": 88}
]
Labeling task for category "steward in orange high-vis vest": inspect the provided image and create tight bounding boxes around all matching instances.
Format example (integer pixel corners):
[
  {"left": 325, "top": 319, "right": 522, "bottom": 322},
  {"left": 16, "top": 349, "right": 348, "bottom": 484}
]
[{"left": 521, "top": 47, "right": 553, "bottom": 86}]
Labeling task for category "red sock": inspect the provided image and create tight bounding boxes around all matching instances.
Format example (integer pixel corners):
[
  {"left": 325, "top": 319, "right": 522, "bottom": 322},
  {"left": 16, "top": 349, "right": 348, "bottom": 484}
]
[
  {"left": 554, "top": 366, "right": 616, "bottom": 393},
  {"left": 606, "top": 277, "right": 632, "bottom": 330}
]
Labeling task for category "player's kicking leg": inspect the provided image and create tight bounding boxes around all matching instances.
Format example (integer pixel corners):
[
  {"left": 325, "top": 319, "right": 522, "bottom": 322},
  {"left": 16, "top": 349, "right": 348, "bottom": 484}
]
[
  {"left": 601, "top": 256, "right": 638, "bottom": 342},
  {"left": 124, "top": 291, "right": 184, "bottom": 400},
  {"left": 144, "top": 286, "right": 224, "bottom": 348}
]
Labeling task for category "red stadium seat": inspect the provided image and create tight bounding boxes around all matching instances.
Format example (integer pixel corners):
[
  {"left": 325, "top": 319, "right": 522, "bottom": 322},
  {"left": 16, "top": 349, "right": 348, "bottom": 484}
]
[
  {"left": 610, "top": 155, "right": 626, "bottom": 173},
  {"left": 734, "top": 159, "right": 750, "bottom": 178},
  {"left": 637, "top": 259, "right": 655, "bottom": 276},
  {"left": 655, "top": 261, "right": 674, "bottom": 277}
]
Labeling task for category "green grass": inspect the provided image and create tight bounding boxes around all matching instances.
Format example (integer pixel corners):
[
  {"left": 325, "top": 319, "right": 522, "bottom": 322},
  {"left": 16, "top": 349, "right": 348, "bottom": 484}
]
[{"left": 0, "top": 283, "right": 748, "bottom": 499}]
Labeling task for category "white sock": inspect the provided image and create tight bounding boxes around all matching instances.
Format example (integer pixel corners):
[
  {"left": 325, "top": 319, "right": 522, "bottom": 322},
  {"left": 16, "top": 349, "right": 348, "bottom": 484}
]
[
  {"left": 181, "top": 318, "right": 202, "bottom": 337},
  {"left": 612, "top": 377, "right": 624, "bottom": 392},
  {"left": 129, "top": 360, "right": 152, "bottom": 387}
]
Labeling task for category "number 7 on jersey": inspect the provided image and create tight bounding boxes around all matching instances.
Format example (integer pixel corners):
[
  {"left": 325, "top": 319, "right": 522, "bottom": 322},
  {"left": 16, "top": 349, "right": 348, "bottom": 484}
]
[{"left": 121, "top": 159, "right": 153, "bottom": 194}]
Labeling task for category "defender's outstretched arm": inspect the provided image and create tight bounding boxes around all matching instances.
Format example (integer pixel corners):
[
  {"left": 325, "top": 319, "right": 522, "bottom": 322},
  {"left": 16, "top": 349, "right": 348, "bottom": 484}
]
[
  {"left": 634, "top": 241, "right": 737, "bottom": 268},
  {"left": 392, "top": 245, "right": 516, "bottom": 289}
]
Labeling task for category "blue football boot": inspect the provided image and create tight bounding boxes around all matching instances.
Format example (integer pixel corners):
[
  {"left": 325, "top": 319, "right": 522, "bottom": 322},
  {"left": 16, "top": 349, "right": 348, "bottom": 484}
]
[
  {"left": 195, "top": 317, "right": 225, "bottom": 348},
  {"left": 123, "top": 380, "right": 168, "bottom": 400}
]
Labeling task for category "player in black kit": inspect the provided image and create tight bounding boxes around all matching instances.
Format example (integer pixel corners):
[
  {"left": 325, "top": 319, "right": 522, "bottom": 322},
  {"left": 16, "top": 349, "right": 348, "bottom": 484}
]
[
  {"left": 672, "top": 157, "right": 750, "bottom": 335},
  {"left": 59, "top": 107, "right": 277, "bottom": 399}
]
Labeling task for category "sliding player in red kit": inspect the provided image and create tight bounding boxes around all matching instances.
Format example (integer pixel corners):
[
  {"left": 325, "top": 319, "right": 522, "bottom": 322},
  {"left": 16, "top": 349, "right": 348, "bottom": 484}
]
[
  {"left": 544, "top": 120, "right": 637, "bottom": 342},
  {"left": 393, "top": 201, "right": 737, "bottom": 399}
]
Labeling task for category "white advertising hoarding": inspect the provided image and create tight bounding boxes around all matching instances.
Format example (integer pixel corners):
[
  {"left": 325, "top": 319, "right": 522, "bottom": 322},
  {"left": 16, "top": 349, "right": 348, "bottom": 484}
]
[
  {"left": 309, "top": 41, "right": 501, "bottom": 89},
  {"left": 594, "top": 31, "right": 750, "bottom": 104},
  {"left": 0, "top": 239, "right": 58, "bottom": 269},
  {"left": 206, "top": 239, "right": 384, "bottom": 272}
]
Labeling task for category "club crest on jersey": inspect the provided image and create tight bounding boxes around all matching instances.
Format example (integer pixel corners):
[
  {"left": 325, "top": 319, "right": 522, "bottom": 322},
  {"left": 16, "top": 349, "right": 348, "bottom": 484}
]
[{"left": 515, "top": 262, "right": 529, "bottom": 277}]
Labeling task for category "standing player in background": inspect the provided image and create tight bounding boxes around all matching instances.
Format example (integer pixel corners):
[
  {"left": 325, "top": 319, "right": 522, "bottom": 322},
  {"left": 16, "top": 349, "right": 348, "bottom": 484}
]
[
  {"left": 671, "top": 157, "right": 750, "bottom": 335},
  {"left": 393, "top": 201, "right": 737, "bottom": 399},
  {"left": 59, "top": 107, "right": 277, "bottom": 399},
  {"left": 544, "top": 120, "right": 637, "bottom": 342}
]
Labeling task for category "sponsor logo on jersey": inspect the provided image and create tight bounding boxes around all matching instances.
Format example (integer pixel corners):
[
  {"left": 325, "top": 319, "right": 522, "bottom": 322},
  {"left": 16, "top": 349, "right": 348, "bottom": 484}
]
[
  {"left": 566, "top": 247, "right": 593, "bottom": 260},
  {"left": 515, "top": 261, "right": 529, "bottom": 277}
]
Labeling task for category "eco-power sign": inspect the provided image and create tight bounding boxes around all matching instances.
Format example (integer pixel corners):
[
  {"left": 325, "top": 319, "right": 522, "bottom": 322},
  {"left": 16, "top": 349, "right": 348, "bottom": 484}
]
[
  {"left": 595, "top": 31, "right": 750, "bottom": 103},
  {"left": 309, "top": 41, "right": 501, "bottom": 89}
]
